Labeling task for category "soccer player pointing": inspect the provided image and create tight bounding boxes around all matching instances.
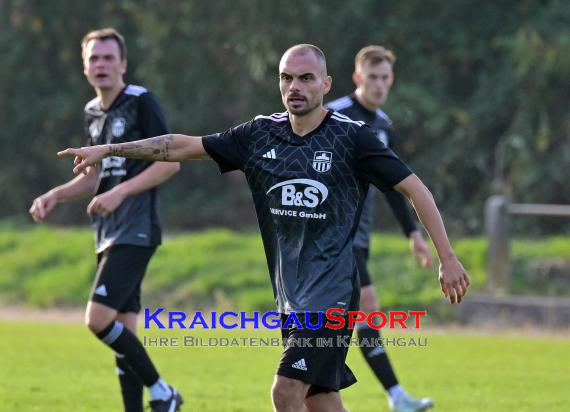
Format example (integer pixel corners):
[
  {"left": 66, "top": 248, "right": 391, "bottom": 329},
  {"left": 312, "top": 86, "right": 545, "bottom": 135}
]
[{"left": 60, "top": 44, "right": 470, "bottom": 412}]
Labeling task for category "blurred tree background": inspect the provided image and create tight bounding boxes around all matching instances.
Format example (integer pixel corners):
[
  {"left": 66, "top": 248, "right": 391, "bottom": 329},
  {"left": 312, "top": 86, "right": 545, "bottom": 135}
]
[{"left": 1, "top": 0, "right": 569, "bottom": 235}]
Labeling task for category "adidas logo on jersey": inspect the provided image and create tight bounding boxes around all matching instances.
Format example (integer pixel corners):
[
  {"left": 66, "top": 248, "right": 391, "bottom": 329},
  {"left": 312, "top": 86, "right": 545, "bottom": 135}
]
[
  {"left": 292, "top": 358, "right": 307, "bottom": 371},
  {"left": 262, "top": 148, "right": 277, "bottom": 159},
  {"left": 95, "top": 284, "right": 108, "bottom": 297}
]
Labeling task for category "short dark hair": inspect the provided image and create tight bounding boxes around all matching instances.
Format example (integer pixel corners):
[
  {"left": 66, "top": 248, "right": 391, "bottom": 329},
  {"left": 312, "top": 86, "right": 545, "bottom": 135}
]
[
  {"left": 355, "top": 45, "right": 396, "bottom": 71},
  {"left": 81, "top": 28, "right": 127, "bottom": 61},
  {"left": 282, "top": 44, "right": 327, "bottom": 75}
]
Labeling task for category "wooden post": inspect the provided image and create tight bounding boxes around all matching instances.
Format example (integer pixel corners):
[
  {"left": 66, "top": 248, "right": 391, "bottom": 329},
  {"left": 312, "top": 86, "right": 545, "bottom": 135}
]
[{"left": 485, "top": 195, "right": 510, "bottom": 294}]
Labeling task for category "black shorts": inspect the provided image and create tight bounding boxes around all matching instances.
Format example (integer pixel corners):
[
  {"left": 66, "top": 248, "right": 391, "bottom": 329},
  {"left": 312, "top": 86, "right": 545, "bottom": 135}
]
[
  {"left": 354, "top": 247, "right": 372, "bottom": 287},
  {"left": 277, "top": 311, "right": 357, "bottom": 395},
  {"left": 90, "top": 244, "right": 156, "bottom": 313}
]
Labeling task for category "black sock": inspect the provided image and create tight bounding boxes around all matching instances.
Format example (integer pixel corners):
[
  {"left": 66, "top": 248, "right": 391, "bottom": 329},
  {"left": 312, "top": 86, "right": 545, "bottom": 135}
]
[
  {"left": 116, "top": 355, "right": 144, "bottom": 412},
  {"left": 357, "top": 326, "right": 399, "bottom": 390},
  {"left": 96, "top": 321, "right": 159, "bottom": 387}
]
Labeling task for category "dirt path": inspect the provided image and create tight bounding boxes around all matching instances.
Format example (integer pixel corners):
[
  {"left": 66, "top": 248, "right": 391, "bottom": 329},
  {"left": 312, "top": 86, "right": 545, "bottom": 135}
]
[{"left": 0, "top": 306, "right": 84, "bottom": 323}]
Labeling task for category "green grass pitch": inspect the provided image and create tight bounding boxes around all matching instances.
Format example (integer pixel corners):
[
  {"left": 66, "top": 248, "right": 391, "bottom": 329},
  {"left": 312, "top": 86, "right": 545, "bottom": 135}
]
[{"left": 1, "top": 321, "right": 569, "bottom": 411}]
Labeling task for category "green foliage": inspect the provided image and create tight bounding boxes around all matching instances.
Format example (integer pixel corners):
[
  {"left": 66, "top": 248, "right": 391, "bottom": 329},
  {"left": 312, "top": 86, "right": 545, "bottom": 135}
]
[
  {"left": 1, "top": 226, "right": 568, "bottom": 311},
  {"left": 0, "top": 225, "right": 94, "bottom": 306},
  {"left": 1, "top": 0, "right": 568, "bottom": 234}
]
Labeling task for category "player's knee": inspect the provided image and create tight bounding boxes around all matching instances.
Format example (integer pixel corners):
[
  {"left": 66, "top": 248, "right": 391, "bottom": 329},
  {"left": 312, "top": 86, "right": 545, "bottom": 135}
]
[
  {"left": 85, "top": 317, "right": 102, "bottom": 334},
  {"left": 305, "top": 396, "right": 347, "bottom": 412},
  {"left": 271, "top": 382, "right": 289, "bottom": 409},
  {"left": 272, "top": 380, "right": 303, "bottom": 410},
  {"left": 85, "top": 311, "right": 109, "bottom": 334},
  {"left": 359, "top": 288, "right": 379, "bottom": 314},
  {"left": 360, "top": 299, "right": 379, "bottom": 315}
]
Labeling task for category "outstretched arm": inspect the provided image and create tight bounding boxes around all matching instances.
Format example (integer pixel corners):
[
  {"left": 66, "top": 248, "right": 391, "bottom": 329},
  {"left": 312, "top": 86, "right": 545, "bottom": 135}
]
[
  {"left": 395, "top": 174, "right": 470, "bottom": 304},
  {"left": 58, "top": 134, "right": 209, "bottom": 175}
]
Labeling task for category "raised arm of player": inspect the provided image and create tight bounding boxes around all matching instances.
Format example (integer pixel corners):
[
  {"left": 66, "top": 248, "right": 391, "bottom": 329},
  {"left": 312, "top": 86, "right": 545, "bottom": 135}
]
[
  {"left": 58, "top": 134, "right": 209, "bottom": 175},
  {"left": 394, "top": 174, "right": 471, "bottom": 304}
]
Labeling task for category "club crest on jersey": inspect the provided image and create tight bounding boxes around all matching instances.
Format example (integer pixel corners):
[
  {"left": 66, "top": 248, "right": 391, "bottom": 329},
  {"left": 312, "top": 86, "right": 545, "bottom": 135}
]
[
  {"left": 312, "top": 151, "right": 332, "bottom": 173},
  {"left": 89, "top": 122, "right": 100, "bottom": 139},
  {"left": 111, "top": 118, "right": 126, "bottom": 137}
]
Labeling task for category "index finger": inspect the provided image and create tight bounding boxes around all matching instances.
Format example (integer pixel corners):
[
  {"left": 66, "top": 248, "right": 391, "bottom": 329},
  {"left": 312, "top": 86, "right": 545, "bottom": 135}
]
[{"left": 58, "top": 148, "right": 80, "bottom": 157}]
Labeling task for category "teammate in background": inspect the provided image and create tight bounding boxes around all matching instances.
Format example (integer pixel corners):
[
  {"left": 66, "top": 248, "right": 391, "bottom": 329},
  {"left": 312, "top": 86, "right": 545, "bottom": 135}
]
[
  {"left": 29, "top": 28, "right": 182, "bottom": 412},
  {"left": 327, "top": 45, "right": 435, "bottom": 411},
  {"left": 58, "top": 44, "right": 470, "bottom": 412}
]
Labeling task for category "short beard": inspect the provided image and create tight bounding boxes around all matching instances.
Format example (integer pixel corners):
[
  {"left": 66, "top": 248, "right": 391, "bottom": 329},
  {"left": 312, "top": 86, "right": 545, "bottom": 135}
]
[{"left": 287, "top": 100, "right": 320, "bottom": 116}]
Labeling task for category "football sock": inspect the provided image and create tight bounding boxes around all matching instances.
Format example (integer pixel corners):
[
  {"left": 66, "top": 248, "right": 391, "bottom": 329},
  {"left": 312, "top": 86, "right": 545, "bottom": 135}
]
[
  {"left": 388, "top": 384, "right": 406, "bottom": 402},
  {"left": 356, "top": 324, "right": 399, "bottom": 391},
  {"left": 96, "top": 321, "right": 160, "bottom": 387},
  {"left": 116, "top": 355, "right": 144, "bottom": 412},
  {"left": 148, "top": 378, "right": 173, "bottom": 401}
]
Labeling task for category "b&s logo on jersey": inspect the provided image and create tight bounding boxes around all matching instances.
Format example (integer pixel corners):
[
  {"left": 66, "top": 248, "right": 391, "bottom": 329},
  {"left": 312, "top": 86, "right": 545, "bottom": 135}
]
[
  {"left": 312, "top": 151, "right": 332, "bottom": 173},
  {"left": 100, "top": 156, "right": 127, "bottom": 178},
  {"left": 111, "top": 117, "right": 126, "bottom": 137},
  {"left": 266, "top": 178, "right": 328, "bottom": 220}
]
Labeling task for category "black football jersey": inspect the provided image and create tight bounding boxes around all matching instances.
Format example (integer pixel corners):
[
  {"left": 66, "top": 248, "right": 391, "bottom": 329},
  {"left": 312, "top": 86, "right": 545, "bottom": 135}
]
[
  {"left": 203, "top": 110, "right": 412, "bottom": 313},
  {"left": 327, "top": 95, "right": 416, "bottom": 247},
  {"left": 85, "top": 85, "right": 169, "bottom": 253}
]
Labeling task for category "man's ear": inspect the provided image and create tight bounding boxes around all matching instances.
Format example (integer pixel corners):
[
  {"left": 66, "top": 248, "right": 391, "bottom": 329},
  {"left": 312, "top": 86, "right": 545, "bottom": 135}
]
[
  {"left": 323, "top": 75, "right": 332, "bottom": 95},
  {"left": 352, "top": 71, "right": 361, "bottom": 87}
]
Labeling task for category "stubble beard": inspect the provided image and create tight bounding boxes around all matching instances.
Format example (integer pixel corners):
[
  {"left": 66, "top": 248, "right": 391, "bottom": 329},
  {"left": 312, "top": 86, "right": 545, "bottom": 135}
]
[{"left": 287, "top": 99, "right": 321, "bottom": 116}]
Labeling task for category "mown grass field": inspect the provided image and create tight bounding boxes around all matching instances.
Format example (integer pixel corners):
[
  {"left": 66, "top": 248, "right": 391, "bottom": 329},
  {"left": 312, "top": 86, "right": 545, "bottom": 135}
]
[{"left": 1, "top": 321, "right": 569, "bottom": 411}]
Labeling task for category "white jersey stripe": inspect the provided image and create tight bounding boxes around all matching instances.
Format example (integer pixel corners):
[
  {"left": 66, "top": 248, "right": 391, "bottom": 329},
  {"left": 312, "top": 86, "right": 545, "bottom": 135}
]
[
  {"left": 125, "top": 84, "right": 148, "bottom": 96},
  {"left": 331, "top": 111, "right": 354, "bottom": 121},
  {"left": 331, "top": 113, "right": 365, "bottom": 126},
  {"left": 255, "top": 112, "right": 288, "bottom": 121},
  {"left": 326, "top": 96, "right": 353, "bottom": 111},
  {"left": 376, "top": 109, "right": 393, "bottom": 124}
]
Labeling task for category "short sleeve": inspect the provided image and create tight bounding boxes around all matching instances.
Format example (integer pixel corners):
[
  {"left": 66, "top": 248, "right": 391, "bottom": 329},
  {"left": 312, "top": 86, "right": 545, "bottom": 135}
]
[
  {"left": 354, "top": 126, "right": 413, "bottom": 192},
  {"left": 137, "top": 92, "right": 170, "bottom": 138},
  {"left": 202, "top": 120, "right": 252, "bottom": 173}
]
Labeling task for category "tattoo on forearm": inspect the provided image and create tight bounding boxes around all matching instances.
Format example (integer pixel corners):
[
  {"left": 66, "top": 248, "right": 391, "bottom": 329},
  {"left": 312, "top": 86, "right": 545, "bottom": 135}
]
[{"left": 108, "top": 134, "right": 174, "bottom": 161}]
